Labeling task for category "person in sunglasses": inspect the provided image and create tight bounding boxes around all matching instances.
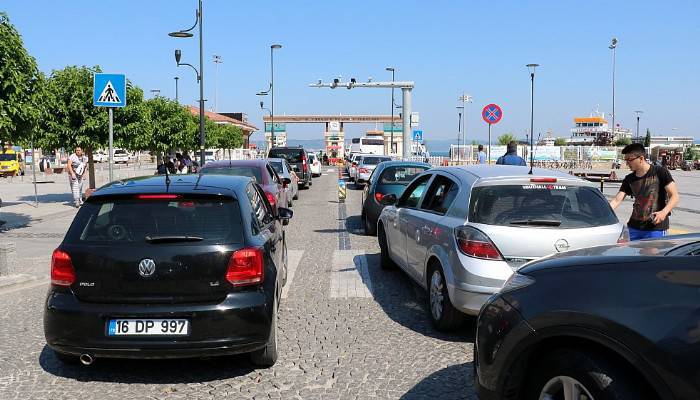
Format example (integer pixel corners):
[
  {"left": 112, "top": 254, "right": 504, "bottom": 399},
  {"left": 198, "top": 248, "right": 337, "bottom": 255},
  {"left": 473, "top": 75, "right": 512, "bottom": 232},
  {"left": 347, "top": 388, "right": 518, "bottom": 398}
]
[{"left": 609, "top": 143, "right": 679, "bottom": 241}]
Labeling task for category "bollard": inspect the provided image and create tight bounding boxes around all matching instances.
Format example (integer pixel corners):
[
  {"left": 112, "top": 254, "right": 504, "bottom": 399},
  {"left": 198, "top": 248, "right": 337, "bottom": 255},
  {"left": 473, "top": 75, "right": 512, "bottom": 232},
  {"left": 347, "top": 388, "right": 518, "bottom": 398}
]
[{"left": 338, "top": 179, "right": 346, "bottom": 202}]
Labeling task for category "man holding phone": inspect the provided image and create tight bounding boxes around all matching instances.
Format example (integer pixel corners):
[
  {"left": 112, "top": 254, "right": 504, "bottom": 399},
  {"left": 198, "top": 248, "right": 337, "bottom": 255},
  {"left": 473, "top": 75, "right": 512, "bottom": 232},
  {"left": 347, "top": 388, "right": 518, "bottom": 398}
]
[{"left": 609, "top": 143, "right": 679, "bottom": 241}]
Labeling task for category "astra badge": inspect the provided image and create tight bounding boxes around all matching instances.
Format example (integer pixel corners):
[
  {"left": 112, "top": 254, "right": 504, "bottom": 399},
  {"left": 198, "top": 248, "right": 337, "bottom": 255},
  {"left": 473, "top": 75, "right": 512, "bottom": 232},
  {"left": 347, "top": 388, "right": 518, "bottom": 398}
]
[{"left": 138, "top": 258, "right": 156, "bottom": 277}]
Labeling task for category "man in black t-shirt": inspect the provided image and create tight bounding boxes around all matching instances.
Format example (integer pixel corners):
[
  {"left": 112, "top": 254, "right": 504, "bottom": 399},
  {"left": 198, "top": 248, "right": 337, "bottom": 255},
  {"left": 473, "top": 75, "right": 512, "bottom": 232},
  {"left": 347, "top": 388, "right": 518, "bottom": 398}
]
[{"left": 609, "top": 143, "right": 679, "bottom": 241}]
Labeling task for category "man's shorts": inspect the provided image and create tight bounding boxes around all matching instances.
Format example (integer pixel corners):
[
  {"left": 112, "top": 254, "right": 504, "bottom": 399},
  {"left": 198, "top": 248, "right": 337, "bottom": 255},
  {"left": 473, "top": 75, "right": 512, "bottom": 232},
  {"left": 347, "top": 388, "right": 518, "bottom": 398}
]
[{"left": 628, "top": 227, "right": 667, "bottom": 241}]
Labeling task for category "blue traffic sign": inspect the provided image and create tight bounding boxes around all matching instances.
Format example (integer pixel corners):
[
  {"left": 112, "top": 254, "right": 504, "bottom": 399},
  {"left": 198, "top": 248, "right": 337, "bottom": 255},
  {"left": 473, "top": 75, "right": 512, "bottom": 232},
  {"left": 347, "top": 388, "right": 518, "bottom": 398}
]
[
  {"left": 93, "top": 73, "right": 126, "bottom": 108},
  {"left": 412, "top": 130, "right": 423, "bottom": 141}
]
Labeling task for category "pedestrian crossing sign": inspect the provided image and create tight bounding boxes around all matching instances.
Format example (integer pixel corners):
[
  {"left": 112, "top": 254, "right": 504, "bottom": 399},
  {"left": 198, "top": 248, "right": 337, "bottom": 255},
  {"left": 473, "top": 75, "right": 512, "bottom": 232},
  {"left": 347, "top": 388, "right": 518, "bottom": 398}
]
[{"left": 93, "top": 73, "right": 126, "bottom": 107}]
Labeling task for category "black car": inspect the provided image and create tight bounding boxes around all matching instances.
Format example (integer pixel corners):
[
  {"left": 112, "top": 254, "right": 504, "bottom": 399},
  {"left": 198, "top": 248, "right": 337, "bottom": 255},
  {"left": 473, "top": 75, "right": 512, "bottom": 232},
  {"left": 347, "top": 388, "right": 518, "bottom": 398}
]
[
  {"left": 44, "top": 174, "right": 292, "bottom": 367},
  {"left": 475, "top": 235, "right": 700, "bottom": 400},
  {"left": 268, "top": 146, "right": 312, "bottom": 188}
]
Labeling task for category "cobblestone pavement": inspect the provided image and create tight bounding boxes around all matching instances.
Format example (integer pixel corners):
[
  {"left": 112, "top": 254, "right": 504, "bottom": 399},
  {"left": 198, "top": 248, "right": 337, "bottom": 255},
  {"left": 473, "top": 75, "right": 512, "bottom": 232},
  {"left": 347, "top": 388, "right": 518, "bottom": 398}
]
[{"left": 0, "top": 168, "right": 476, "bottom": 399}]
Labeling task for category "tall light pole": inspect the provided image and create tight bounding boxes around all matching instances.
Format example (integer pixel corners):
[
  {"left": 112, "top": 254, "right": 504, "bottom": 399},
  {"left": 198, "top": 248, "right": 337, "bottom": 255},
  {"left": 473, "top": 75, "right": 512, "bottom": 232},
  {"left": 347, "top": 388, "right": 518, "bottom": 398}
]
[
  {"left": 174, "top": 77, "right": 179, "bottom": 103},
  {"left": 526, "top": 63, "right": 539, "bottom": 175},
  {"left": 456, "top": 106, "right": 464, "bottom": 164},
  {"left": 386, "top": 67, "right": 395, "bottom": 155},
  {"left": 459, "top": 94, "right": 473, "bottom": 161},
  {"left": 609, "top": 37, "right": 618, "bottom": 146},
  {"left": 212, "top": 54, "right": 222, "bottom": 112},
  {"left": 169, "top": 0, "right": 205, "bottom": 166},
  {"left": 634, "top": 110, "right": 643, "bottom": 140},
  {"left": 258, "top": 44, "right": 282, "bottom": 150}
]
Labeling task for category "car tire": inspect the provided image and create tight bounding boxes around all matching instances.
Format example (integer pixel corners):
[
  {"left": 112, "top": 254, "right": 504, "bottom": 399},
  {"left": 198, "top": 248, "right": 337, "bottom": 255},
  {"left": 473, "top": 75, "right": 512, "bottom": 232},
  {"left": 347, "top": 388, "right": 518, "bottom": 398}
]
[
  {"left": 250, "top": 296, "right": 279, "bottom": 368},
  {"left": 54, "top": 350, "right": 80, "bottom": 365},
  {"left": 378, "top": 226, "right": 395, "bottom": 270},
  {"left": 427, "top": 263, "right": 465, "bottom": 331},
  {"left": 526, "top": 348, "right": 650, "bottom": 400},
  {"left": 363, "top": 211, "right": 376, "bottom": 236}
]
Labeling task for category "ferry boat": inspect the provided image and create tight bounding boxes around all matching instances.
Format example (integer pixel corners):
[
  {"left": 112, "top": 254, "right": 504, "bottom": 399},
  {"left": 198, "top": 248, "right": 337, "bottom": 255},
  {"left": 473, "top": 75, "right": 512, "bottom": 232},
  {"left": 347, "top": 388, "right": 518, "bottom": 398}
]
[{"left": 567, "top": 107, "right": 631, "bottom": 146}]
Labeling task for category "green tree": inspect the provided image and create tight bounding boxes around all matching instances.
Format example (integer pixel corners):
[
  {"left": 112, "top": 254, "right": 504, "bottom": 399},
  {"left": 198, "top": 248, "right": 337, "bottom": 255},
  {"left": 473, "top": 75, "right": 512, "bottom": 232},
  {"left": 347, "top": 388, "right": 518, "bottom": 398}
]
[
  {"left": 135, "top": 97, "right": 196, "bottom": 163},
  {"left": 497, "top": 133, "right": 516, "bottom": 145},
  {"left": 217, "top": 124, "right": 244, "bottom": 159},
  {"left": 554, "top": 137, "right": 567, "bottom": 146},
  {"left": 0, "top": 12, "right": 44, "bottom": 145},
  {"left": 644, "top": 129, "right": 652, "bottom": 147},
  {"left": 614, "top": 137, "right": 632, "bottom": 147}
]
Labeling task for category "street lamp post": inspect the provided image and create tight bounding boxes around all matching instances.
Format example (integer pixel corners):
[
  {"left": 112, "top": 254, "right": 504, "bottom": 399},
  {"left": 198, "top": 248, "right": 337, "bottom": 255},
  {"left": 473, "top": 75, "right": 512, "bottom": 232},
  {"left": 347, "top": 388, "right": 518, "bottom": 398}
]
[
  {"left": 386, "top": 67, "right": 395, "bottom": 155},
  {"left": 212, "top": 55, "right": 222, "bottom": 112},
  {"left": 634, "top": 110, "right": 643, "bottom": 140},
  {"left": 174, "top": 77, "right": 179, "bottom": 103},
  {"left": 609, "top": 38, "right": 618, "bottom": 145},
  {"left": 258, "top": 44, "right": 282, "bottom": 151},
  {"left": 456, "top": 106, "right": 464, "bottom": 164},
  {"left": 526, "top": 63, "right": 539, "bottom": 175},
  {"left": 169, "top": 0, "right": 205, "bottom": 167}
]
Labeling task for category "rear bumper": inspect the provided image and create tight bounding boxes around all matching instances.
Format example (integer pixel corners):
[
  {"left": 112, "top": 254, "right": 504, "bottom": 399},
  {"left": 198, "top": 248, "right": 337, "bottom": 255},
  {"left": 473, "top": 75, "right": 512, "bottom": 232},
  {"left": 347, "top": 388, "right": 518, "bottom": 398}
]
[
  {"left": 448, "top": 285, "right": 498, "bottom": 316},
  {"left": 44, "top": 289, "right": 273, "bottom": 359}
]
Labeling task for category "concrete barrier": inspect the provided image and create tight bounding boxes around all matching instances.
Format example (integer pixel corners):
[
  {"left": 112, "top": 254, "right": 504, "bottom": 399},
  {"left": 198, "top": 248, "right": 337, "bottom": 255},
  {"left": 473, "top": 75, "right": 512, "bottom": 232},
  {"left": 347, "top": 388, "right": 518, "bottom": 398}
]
[{"left": 0, "top": 242, "right": 17, "bottom": 276}]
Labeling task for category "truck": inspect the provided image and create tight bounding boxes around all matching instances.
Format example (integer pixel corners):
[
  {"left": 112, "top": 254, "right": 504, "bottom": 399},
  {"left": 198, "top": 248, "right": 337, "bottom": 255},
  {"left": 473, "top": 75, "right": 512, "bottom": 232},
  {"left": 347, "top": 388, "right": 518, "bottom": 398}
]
[{"left": 0, "top": 149, "right": 23, "bottom": 177}]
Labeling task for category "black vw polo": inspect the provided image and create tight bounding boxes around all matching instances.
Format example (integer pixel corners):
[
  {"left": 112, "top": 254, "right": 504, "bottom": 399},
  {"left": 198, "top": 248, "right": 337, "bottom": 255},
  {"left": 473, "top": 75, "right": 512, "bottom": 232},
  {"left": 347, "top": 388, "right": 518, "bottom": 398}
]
[{"left": 44, "top": 174, "right": 292, "bottom": 367}]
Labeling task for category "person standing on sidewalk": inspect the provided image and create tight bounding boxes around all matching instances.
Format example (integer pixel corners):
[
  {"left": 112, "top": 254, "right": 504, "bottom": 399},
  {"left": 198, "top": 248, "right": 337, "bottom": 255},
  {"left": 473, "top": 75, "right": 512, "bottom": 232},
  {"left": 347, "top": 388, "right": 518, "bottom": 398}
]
[
  {"left": 495, "top": 141, "right": 526, "bottom": 166},
  {"left": 609, "top": 143, "right": 680, "bottom": 241},
  {"left": 477, "top": 145, "right": 487, "bottom": 164},
  {"left": 66, "top": 146, "right": 87, "bottom": 207}
]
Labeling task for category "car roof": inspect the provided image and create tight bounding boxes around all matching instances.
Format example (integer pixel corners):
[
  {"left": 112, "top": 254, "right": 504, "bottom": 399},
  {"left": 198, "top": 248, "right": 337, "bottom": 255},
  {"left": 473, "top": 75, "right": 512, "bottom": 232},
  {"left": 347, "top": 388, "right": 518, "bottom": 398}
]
[
  {"left": 376, "top": 160, "right": 430, "bottom": 167},
  {"left": 431, "top": 165, "right": 585, "bottom": 182},
  {"left": 90, "top": 174, "right": 250, "bottom": 198},
  {"left": 202, "top": 159, "right": 269, "bottom": 168}
]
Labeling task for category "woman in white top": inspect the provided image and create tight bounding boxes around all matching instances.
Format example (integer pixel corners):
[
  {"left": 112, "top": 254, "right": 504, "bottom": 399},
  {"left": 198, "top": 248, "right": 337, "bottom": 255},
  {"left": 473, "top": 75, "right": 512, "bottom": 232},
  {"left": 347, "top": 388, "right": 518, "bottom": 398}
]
[{"left": 66, "top": 147, "right": 88, "bottom": 207}]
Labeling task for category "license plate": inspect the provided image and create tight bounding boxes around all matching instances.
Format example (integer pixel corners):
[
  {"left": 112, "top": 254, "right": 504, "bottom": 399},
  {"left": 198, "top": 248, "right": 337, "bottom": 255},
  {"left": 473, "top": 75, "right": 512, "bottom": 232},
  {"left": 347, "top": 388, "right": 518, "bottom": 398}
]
[{"left": 107, "top": 319, "right": 189, "bottom": 336}]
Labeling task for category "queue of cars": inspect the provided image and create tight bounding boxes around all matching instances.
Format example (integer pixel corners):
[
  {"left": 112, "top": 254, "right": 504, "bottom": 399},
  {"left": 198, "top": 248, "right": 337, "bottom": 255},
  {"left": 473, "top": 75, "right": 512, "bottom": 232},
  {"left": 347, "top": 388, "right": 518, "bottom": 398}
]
[{"left": 44, "top": 148, "right": 318, "bottom": 368}]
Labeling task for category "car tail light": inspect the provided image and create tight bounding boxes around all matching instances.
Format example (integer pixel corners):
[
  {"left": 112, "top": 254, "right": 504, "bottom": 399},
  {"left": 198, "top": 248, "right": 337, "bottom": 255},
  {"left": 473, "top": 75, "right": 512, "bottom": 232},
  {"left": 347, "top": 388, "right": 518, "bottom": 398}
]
[
  {"left": 226, "top": 248, "right": 264, "bottom": 286},
  {"left": 264, "top": 191, "right": 277, "bottom": 208},
  {"left": 530, "top": 178, "right": 557, "bottom": 183},
  {"left": 136, "top": 194, "right": 181, "bottom": 200},
  {"left": 618, "top": 226, "right": 630, "bottom": 244},
  {"left": 455, "top": 226, "right": 503, "bottom": 260},
  {"left": 375, "top": 192, "right": 384, "bottom": 202},
  {"left": 359, "top": 168, "right": 369, "bottom": 174},
  {"left": 352, "top": 162, "right": 357, "bottom": 167},
  {"left": 51, "top": 249, "right": 75, "bottom": 286}
]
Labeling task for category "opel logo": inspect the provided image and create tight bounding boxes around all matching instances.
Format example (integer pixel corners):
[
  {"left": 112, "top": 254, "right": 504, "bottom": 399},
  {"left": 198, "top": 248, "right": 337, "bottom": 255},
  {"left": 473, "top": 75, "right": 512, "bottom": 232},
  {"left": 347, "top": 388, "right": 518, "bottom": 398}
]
[
  {"left": 138, "top": 259, "right": 156, "bottom": 277},
  {"left": 554, "top": 239, "right": 570, "bottom": 253}
]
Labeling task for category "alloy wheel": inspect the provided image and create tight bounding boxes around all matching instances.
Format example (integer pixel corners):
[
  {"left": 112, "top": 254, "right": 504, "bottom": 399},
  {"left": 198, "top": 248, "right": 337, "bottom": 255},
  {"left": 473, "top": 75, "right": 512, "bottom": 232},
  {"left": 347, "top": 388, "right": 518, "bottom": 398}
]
[
  {"left": 539, "top": 375, "right": 595, "bottom": 400},
  {"left": 429, "top": 270, "right": 444, "bottom": 322}
]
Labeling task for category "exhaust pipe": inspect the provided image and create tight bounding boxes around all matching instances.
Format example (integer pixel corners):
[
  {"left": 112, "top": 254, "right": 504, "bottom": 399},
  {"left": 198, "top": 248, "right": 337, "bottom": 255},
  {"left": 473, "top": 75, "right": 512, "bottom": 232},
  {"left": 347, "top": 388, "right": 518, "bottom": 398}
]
[{"left": 79, "top": 354, "right": 94, "bottom": 365}]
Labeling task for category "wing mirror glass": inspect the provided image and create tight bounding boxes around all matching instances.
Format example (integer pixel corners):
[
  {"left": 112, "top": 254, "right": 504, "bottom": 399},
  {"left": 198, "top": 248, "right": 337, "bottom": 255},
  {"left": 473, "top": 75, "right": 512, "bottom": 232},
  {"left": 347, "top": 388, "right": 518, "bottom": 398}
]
[
  {"left": 278, "top": 207, "right": 293, "bottom": 226},
  {"left": 379, "top": 193, "right": 397, "bottom": 205}
]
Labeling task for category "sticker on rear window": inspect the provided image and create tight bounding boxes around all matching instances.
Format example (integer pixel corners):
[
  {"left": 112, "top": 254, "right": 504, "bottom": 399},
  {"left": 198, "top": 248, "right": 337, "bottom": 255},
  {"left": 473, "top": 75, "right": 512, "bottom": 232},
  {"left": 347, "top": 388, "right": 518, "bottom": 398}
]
[{"left": 521, "top": 184, "right": 567, "bottom": 190}]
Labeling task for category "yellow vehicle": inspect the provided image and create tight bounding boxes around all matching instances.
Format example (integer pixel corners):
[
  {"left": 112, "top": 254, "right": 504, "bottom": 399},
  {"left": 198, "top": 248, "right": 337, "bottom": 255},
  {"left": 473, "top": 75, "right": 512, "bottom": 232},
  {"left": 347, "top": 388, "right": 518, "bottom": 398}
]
[{"left": 0, "top": 149, "right": 23, "bottom": 177}]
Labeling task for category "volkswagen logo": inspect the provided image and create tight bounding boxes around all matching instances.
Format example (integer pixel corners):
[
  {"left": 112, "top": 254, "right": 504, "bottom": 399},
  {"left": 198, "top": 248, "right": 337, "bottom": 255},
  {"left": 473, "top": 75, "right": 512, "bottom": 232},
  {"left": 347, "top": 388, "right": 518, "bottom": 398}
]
[
  {"left": 554, "top": 239, "right": 570, "bottom": 253},
  {"left": 138, "top": 259, "right": 156, "bottom": 277}
]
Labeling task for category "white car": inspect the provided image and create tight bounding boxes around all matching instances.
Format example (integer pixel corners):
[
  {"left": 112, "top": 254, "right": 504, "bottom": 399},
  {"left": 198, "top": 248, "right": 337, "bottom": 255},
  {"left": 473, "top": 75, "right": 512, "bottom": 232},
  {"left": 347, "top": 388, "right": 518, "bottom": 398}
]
[
  {"left": 356, "top": 155, "right": 391, "bottom": 184},
  {"left": 112, "top": 149, "right": 129, "bottom": 164},
  {"left": 92, "top": 151, "right": 108, "bottom": 163},
  {"left": 308, "top": 153, "right": 322, "bottom": 177},
  {"left": 348, "top": 153, "right": 371, "bottom": 182}
]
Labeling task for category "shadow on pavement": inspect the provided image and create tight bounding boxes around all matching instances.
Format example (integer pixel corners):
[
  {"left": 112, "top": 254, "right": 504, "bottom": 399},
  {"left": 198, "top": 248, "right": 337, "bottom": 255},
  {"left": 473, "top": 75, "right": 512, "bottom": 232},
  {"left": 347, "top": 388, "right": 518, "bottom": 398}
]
[
  {"left": 361, "top": 253, "right": 476, "bottom": 343},
  {"left": 400, "top": 362, "right": 475, "bottom": 400},
  {"left": 0, "top": 211, "right": 32, "bottom": 231},
  {"left": 39, "top": 346, "right": 256, "bottom": 384},
  {"left": 18, "top": 193, "right": 73, "bottom": 204},
  {"left": 345, "top": 215, "right": 364, "bottom": 235}
]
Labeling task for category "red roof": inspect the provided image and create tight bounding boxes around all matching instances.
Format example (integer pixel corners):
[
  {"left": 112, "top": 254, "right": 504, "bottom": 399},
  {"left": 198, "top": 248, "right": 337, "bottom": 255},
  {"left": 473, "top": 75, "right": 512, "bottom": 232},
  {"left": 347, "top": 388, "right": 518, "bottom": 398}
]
[{"left": 188, "top": 106, "right": 258, "bottom": 133}]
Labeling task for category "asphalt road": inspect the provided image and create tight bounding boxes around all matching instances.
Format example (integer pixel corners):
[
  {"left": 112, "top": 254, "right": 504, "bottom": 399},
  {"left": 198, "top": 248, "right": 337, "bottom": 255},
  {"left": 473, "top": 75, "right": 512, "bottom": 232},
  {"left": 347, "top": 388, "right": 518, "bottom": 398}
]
[{"left": 0, "top": 167, "right": 476, "bottom": 399}]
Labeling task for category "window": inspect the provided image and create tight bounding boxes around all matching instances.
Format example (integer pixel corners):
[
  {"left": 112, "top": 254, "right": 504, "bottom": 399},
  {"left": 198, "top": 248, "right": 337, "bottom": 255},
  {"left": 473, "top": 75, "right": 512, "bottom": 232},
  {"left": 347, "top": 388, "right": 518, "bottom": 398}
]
[
  {"left": 422, "top": 175, "right": 459, "bottom": 214},
  {"left": 362, "top": 156, "right": 391, "bottom": 165},
  {"left": 247, "top": 183, "right": 273, "bottom": 229},
  {"left": 268, "top": 148, "right": 304, "bottom": 163},
  {"left": 362, "top": 139, "right": 384, "bottom": 146},
  {"left": 379, "top": 166, "right": 429, "bottom": 185},
  {"left": 398, "top": 174, "right": 432, "bottom": 208},
  {"left": 269, "top": 161, "right": 283, "bottom": 174},
  {"left": 266, "top": 164, "right": 278, "bottom": 183},
  {"left": 201, "top": 166, "right": 262, "bottom": 183}
]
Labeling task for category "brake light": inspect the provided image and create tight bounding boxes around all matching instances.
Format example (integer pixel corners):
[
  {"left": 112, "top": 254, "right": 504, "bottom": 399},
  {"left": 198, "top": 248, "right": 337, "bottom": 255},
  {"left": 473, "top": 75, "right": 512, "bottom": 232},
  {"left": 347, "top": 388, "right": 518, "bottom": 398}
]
[
  {"left": 136, "top": 194, "right": 181, "bottom": 200},
  {"left": 375, "top": 192, "right": 384, "bottom": 202},
  {"left": 51, "top": 249, "right": 75, "bottom": 286},
  {"left": 455, "top": 226, "right": 503, "bottom": 260},
  {"left": 303, "top": 163, "right": 308, "bottom": 172},
  {"left": 265, "top": 191, "right": 277, "bottom": 208},
  {"left": 530, "top": 178, "right": 557, "bottom": 183},
  {"left": 226, "top": 248, "right": 264, "bottom": 286},
  {"left": 618, "top": 226, "right": 630, "bottom": 244}
]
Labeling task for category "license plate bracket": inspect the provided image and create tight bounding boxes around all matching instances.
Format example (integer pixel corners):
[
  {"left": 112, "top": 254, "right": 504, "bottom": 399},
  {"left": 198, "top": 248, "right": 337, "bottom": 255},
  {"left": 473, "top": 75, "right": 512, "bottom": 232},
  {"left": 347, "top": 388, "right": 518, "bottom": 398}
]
[{"left": 107, "top": 319, "right": 190, "bottom": 336}]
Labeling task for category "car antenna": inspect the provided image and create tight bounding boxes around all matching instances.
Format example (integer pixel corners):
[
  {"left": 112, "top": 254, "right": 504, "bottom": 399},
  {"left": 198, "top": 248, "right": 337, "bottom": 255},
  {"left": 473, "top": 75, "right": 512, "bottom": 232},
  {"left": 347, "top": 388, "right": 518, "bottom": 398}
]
[{"left": 164, "top": 159, "right": 171, "bottom": 187}]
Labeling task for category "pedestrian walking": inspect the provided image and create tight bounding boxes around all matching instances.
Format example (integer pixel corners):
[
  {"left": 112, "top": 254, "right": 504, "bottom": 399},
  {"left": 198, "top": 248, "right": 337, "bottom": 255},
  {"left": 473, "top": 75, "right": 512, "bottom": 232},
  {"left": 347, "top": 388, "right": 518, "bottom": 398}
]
[
  {"left": 495, "top": 141, "right": 526, "bottom": 166},
  {"left": 66, "top": 146, "right": 88, "bottom": 207},
  {"left": 609, "top": 143, "right": 680, "bottom": 241},
  {"left": 477, "top": 145, "right": 487, "bottom": 164}
]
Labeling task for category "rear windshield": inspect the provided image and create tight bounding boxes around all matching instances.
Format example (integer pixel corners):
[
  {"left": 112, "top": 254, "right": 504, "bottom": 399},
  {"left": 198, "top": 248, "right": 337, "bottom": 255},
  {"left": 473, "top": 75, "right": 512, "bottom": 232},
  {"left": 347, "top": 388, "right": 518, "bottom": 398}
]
[
  {"left": 0, "top": 154, "right": 16, "bottom": 161},
  {"left": 362, "top": 157, "right": 391, "bottom": 165},
  {"left": 269, "top": 161, "right": 283, "bottom": 174},
  {"left": 65, "top": 198, "right": 243, "bottom": 244},
  {"left": 268, "top": 148, "right": 304, "bottom": 163},
  {"left": 380, "top": 166, "right": 429, "bottom": 185},
  {"left": 201, "top": 166, "right": 262, "bottom": 183},
  {"left": 469, "top": 184, "right": 618, "bottom": 228}
]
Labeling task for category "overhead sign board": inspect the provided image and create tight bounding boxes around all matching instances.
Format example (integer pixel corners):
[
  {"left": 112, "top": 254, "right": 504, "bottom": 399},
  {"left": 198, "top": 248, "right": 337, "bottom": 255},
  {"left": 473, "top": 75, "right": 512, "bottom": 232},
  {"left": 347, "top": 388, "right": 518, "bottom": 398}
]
[
  {"left": 265, "top": 123, "right": 286, "bottom": 132},
  {"left": 410, "top": 112, "right": 419, "bottom": 127},
  {"left": 412, "top": 130, "right": 423, "bottom": 141},
  {"left": 383, "top": 123, "right": 403, "bottom": 132},
  {"left": 482, "top": 104, "right": 503, "bottom": 125},
  {"left": 93, "top": 73, "right": 126, "bottom": 108}
]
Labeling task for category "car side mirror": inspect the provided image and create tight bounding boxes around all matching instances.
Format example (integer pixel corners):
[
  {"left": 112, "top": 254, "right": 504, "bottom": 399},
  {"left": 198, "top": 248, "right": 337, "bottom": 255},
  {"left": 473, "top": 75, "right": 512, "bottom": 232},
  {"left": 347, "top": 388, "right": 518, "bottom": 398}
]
[
  {"left": 277, "top": 207, "right": 293, "bottom": 225},
  {"left": 282, "top": 177, "right": 292, "bottom": 185},
  {"left": 380, "top": 193, "right": 397, "bottom": 205}
]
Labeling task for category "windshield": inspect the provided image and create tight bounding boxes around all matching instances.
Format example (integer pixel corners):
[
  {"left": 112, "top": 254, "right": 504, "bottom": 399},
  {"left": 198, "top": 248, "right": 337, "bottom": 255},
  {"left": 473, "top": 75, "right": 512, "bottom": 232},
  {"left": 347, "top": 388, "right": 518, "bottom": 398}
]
[
  {"left": 201, "top": 166, "right": 263, "bottom": 183},
  {"left": 268, "top": 149, "right": 304, "bottom": 163},
  {"left": 362, "top": 157, "right": 391, "bottom": 165},
  {"left": 379, "top": 166, "right": 429, "bottom": 185},
  {"left": 0, "top": 154, "right": 17, "bottom": 161},
  {"left": 65, "top": 198, "right": 243, "bottom": 244},
  {"left": 469, "top": 184, "right": 618, "bottom": 228},
  {"left": 269, "top": 161, "right": 283, "bottom": 173}
]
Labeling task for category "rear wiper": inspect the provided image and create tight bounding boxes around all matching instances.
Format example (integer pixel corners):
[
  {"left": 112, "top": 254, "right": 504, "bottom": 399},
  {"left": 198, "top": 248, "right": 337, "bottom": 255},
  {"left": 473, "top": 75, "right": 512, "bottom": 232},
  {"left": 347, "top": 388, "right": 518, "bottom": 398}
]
[
  {"left": 145, "top": 235, "right": 204, "bottom": 243},
  {"left": 509, "top": 219, "right": 561, "bottom": 226}
]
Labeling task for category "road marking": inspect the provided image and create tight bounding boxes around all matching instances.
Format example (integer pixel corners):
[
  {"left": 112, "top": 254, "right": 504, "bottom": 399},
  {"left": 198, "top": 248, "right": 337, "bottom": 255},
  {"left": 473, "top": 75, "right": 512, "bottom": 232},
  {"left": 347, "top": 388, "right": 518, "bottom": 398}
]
[
  {"left": 327, "top": 169, "right": 336, "bottom": 172},
  {"left": 281, "top": 250, "right": 304, "bottom": 299},
  {"left": 669, "top": 228, "right": 690, "bottom": 235},
  {"left": 330, "top": 250, "right": 373, "bottom": 298},
  {"left": 0, "top": 279, "right": 48, "bottom": 296}
]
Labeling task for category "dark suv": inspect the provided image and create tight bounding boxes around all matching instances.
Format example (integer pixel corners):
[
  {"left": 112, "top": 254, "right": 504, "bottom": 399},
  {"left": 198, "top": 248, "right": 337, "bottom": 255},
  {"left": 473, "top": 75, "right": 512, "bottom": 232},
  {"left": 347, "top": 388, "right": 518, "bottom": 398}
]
[
  {"left": 44, "top": 174, "right": 292, "bottom": 367},
  {"left": 268, "top": 146, "right": 312, "bottom": 189}
]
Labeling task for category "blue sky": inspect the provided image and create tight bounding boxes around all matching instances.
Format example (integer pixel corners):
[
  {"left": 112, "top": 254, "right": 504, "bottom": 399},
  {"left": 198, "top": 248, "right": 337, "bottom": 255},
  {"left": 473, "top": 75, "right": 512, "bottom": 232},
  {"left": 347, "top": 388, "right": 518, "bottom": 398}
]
[{"left": 4, "top": 0, "right": 699, "bottom": 143}]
